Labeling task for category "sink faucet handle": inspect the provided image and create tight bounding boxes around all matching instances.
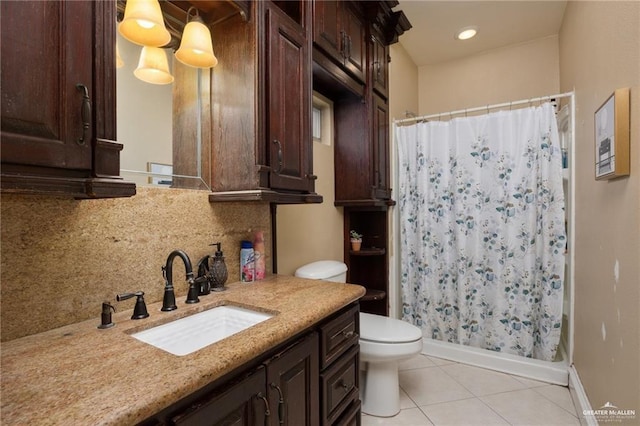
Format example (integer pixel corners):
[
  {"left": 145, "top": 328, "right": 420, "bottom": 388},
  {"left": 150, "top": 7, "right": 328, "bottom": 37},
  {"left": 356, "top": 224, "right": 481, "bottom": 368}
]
[
  {"left": 98, "top": 301, "right": 116, "bottom": 329},
  {"left": 185, "top": 276, "right": 200, "bottom": 304},
  {"left": 116, "top": 291, "right": 150, "bottom": 320}
]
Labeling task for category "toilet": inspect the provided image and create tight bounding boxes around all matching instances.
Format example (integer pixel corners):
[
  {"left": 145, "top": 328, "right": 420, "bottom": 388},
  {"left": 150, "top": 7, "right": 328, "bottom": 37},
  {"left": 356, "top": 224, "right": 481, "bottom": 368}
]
[{"left": 295, "top": 260, "right": 423, "bottom": 417}]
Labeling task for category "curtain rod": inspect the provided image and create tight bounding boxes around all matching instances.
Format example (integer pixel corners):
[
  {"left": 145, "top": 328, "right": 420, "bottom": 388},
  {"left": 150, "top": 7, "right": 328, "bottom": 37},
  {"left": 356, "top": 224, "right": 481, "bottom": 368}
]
[{"left": 394, "top": 91, "right": 574, "bottom": 125}]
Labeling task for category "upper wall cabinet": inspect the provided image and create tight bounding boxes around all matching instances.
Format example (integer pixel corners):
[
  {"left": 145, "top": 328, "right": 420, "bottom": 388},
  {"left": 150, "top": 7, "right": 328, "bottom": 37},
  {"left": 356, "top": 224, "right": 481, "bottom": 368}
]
[
  {"left": 370, "top": 31, "right": 389, "bottom": 99},
  {"left": 207, "top": 0, "right": 321, "bottom": 203},
  {"left": 0, "top": 0, "right": 135, "bottom": 199},
  {"left": 316, "top": 0, "right": 411, "bottom": 206},
  {"left": 312, "top": 1, "right": 366, "bottom": 84}
]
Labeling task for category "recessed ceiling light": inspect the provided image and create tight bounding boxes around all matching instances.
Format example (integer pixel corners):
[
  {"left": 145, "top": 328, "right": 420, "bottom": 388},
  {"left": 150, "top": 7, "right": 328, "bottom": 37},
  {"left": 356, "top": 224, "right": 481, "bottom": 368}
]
[{"left": 455, "top": 26, "right": 478, "bottom": 41}]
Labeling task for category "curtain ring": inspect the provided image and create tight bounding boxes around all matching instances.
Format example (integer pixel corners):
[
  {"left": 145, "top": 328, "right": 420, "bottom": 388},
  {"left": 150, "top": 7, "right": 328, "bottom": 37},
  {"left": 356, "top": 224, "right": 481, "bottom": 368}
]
[
  {"left": 509, "top": 101, "right": 513, "bottom": 111},
  {"left": 486, "top": 105, "right": 490, "bottom": 114},
  {"left": 450, "top": 111, "right": 454, "bottom": 121},
  {"left": 465, "top": 109, "right": 468, "bottom": 118}
]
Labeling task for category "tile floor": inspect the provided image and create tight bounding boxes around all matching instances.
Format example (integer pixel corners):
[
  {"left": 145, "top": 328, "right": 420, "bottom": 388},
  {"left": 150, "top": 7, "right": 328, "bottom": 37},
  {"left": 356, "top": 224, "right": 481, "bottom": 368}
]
[{"left": 362, "top": 354, "right": 580, "bottom": 426}]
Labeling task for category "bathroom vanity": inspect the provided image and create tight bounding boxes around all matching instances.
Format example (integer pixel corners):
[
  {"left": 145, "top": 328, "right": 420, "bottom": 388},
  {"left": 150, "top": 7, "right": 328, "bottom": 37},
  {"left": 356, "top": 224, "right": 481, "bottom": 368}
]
[{"left": 0, "top": 276, "right": 364, "bottom": 425}]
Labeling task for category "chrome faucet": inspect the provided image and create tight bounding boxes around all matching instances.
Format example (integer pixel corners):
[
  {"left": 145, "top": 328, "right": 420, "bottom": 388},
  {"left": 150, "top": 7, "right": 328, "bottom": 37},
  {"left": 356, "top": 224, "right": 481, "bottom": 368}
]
[{"left": 161, "top": 249, "right": 199, "bottom": 311}]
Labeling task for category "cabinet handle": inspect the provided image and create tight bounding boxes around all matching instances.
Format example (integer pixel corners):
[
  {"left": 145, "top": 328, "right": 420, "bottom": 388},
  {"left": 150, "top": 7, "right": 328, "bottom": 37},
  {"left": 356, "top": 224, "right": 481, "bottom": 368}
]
[
  {"left": 347, "top": 35, "right": 352, "bottom": 60},
  {"left": 270, "top": 383, "right": 285, "bottom": 425},
  {"left": 256, "top": 392, "right": 271, "bottom": 420},
  {"left": 272, "top": 139, "right": 283, "bottom": 174},
  {"left": 340, "top": 31, "right": 347, "bottom": 60},
  {"left": 76, "top": 83, "right": 91, "bottom": 146},
  {"left": 342, "top": 330, "right": 354, "bottom": 338},
  {"left": 305, "top": 174, "right": 318, "bottom": 180}
]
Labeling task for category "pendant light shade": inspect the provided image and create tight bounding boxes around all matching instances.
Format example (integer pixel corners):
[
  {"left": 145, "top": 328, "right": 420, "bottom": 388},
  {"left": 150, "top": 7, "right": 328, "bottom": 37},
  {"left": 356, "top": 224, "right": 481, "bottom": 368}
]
[
  {"left": 175, "top": 8, "right": 218, "bottom": 68},
  {"left": 134, "top": 46, "right": 174, "bottom": 85},
  {"left": 116, "top": 42, "right": 124, "bottom": 68},
  {"left": 119, "top": 0, "right": 171, "bottom": 47}
]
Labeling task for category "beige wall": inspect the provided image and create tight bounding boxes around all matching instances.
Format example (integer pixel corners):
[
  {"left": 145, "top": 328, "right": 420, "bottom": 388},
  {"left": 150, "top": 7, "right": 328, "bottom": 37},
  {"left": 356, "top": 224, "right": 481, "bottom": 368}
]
[
  {"left": 418, "top": 35, "right": 560, "bottom": 115},
  {"left": 276, "top": 96, "right": 344, "bottom": 275},
  {"left": 0, "top": 188, "right": 271, "bottom": 341},
  {"left": 389, "top": 42, "right": 420, "bottom": 318},
  {"left": 559, "top": 1, "right": 640, "bottom": 414}
]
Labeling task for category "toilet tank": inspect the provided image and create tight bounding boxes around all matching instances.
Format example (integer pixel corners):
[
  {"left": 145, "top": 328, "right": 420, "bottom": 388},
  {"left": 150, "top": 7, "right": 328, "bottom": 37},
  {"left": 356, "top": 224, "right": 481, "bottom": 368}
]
[{"left": 294, "top": 260, "right": 347, "bottom": 283}]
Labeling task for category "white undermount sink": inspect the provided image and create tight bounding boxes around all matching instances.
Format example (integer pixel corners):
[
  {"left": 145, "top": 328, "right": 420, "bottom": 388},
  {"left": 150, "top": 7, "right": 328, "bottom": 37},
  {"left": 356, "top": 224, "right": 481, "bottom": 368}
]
[{"left": 131, "top": 305, "right": 274, "bottom": 356}]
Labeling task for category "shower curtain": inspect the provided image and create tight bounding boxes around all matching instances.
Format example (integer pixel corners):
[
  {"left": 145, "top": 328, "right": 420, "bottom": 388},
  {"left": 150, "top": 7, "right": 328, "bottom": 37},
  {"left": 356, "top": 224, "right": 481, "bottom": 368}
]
[{"left": 397, "top": 103, "right": 566, "bottom": 362}]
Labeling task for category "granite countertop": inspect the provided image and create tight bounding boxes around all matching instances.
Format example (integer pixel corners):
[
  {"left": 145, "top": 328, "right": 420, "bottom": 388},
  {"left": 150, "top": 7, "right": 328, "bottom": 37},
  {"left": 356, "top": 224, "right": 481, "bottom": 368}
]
[{"left": 1, "top": 275, "right": 365, "bottom": 425}]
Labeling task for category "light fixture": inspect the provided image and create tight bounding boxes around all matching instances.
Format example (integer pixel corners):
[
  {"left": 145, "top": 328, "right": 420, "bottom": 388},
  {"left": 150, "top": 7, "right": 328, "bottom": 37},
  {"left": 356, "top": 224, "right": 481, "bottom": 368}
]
[
  {"left": 455, "top": 26, "right": 478, "bottom": 41},
  {"left": 134, "top": 46, "right": 174, "bottom": 85},
  {"left": 119, "top": 0, "right": 171, "bottom": 47},
  {"left": 175, "top": 7, "right": 218, "bottom": 68}
]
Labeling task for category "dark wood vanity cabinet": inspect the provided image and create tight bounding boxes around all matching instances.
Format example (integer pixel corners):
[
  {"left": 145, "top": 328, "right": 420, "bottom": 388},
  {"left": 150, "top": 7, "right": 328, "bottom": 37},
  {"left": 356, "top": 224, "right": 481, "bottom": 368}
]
[
  {"left": 208, "top": 0, "right": 320, "bottom": 204},
  {"left": 146, "top": 303, "right": 360, "bottom": 426},
  {"left": 172, "top": 334, "right": 319, "bottom": 426},
  {"left": 0, "top": 0, "right": 135, "bottom": 199},
  {"left": 318, "top": 304, "right": 361, "bottom": 425},
  {"left": 266, "top": 333, "right": 320, "bottom": 426},
  {"left": 171, "top": 366, "right": 268, "bottom": 425}
]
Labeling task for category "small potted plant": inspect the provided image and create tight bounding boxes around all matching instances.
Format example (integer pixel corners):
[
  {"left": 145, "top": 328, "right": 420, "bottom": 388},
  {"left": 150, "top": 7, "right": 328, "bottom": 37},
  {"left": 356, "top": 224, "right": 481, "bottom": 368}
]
[{"left": 350, "top": 230, "right": 363, "bottom": 252}]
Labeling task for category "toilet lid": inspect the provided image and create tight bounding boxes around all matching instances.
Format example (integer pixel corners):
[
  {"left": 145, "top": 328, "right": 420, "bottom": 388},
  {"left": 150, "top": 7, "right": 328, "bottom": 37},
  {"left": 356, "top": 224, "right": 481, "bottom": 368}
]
[{"left": 359, "top": 312, "right": 423, "bottom": 343}]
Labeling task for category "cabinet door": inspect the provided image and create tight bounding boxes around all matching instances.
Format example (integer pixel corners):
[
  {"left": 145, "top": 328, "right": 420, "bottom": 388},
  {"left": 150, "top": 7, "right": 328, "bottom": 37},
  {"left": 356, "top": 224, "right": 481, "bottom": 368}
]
[
  {"left": 266, "top": 4, "right": 313, "bottom": 193},
  {"left": 266, "top": 333, "right": 320, "bottom": 426},
  {"left": 1, "top": 0, "right": 92, "bottom": 171},
  {"left": 372, "top": 94, "right": 390, "bottom": 199},
  {"left": 370, "top": 33, "right": 389, "bottom": 99},
  {"left": 341, "top": 4, "right": 366, "bottom": 83},
  {"left": 312, "top": 1, "right": 342, "bottom": 64},
  {"left": 172, "top": 367, "right": 268, "bottom": 426}
]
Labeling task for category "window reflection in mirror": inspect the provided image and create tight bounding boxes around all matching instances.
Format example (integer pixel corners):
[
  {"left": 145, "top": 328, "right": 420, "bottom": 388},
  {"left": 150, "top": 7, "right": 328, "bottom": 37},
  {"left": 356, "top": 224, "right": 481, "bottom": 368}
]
[{"left": 116, "top": 32, "right": 211, "bottom": 190}]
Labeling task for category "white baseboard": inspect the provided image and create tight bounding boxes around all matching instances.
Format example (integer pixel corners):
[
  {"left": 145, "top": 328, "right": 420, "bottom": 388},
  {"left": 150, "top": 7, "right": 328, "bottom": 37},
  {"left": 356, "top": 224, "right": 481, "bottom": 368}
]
[{"left": 568, "top": 365, "right": 596, "bottom": 426}]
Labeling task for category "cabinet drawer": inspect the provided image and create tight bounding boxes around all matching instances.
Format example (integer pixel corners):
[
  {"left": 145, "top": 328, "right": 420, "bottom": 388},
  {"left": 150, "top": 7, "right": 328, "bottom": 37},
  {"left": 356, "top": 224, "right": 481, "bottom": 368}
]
[
  {"left": 321, "top": 344, "right": 359, "bottom": 425},
  {"left": 334, "top": 399, "right": 361, "bottom": 426},
  {"left": 320, "top": 304, "right": 359, "bottom": 368}
]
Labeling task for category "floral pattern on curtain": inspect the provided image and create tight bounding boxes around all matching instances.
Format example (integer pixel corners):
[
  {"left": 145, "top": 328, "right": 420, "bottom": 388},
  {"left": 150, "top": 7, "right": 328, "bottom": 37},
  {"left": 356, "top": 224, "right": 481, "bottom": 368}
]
[{"left": 397, "top": 103, "right": 566, "bottom": 361}]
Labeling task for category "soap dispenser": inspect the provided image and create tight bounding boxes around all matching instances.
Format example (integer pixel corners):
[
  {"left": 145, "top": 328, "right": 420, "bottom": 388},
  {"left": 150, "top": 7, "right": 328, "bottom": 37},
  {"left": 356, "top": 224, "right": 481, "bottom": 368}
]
[{"left": 209, "top": 242, "right": 228, "bottom": 292}]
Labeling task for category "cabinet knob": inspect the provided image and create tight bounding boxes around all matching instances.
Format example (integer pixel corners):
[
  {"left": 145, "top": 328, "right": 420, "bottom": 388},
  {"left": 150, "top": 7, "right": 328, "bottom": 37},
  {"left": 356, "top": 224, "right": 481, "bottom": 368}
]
[{"left": 340, "top": 380, "right": 353, "bottom": 393}]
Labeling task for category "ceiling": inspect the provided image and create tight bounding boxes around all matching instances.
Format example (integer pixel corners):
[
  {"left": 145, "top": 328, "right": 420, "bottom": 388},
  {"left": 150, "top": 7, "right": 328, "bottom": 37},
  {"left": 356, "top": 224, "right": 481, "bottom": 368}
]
[{"left": 397, "top": 1, "right": 568, "bottom": 66}]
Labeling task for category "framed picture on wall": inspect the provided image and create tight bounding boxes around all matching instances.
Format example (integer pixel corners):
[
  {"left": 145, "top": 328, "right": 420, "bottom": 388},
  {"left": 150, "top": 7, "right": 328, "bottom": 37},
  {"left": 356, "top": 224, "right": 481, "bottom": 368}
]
[{"left": 595, "top": 88, "right": 630, "bottom": 180}]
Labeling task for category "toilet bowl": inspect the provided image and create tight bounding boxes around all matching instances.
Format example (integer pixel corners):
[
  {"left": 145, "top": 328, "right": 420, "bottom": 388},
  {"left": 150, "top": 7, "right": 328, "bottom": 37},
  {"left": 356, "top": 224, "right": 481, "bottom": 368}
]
[{"left": 294, "top": 260, "right": 423, "bottom": 418}]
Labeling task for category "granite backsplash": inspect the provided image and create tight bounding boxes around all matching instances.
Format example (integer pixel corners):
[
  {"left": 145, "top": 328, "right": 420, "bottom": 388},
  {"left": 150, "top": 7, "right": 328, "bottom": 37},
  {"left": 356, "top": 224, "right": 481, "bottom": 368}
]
[{"left": 0, "top": 187, "right": 271, "bottom": 341}]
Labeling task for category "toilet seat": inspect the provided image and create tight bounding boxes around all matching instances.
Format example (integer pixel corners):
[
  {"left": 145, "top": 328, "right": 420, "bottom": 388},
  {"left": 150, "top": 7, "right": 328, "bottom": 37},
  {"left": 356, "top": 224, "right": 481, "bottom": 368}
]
[{"left": 359, "top": 312, "right": 422, "bottom": 343}]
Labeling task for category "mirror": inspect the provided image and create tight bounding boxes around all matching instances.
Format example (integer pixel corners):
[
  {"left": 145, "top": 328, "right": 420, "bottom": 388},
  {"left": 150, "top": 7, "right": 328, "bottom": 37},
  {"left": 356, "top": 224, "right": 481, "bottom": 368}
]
[{"left": 116, "top": 32, "right": 211, "bottom": 191}]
